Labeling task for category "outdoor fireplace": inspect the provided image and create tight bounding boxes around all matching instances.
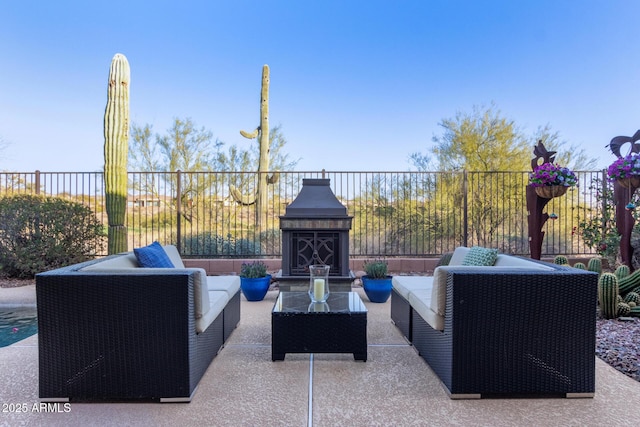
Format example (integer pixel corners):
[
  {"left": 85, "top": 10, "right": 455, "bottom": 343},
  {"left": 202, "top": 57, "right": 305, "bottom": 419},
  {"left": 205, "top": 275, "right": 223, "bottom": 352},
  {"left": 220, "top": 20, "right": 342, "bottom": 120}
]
[{"left": 278, "top": 178, "right": 353, "bottom": 291}]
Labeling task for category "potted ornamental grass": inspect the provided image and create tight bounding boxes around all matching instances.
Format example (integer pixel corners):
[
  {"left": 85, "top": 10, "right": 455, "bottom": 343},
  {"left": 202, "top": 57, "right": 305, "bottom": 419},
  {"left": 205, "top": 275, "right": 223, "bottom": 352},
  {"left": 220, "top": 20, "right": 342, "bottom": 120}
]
[
  {"left": 607, "top": 153, "right": 640, "bottom": 188},
  {"left": 528, "top": 162, "right": 577, "bottom": 198},
  {"left": 239, "top": 260, "right": 271, "bottom": 301},
  {"left": 361, "top": 259, "right": 392, "bottom": 303}
]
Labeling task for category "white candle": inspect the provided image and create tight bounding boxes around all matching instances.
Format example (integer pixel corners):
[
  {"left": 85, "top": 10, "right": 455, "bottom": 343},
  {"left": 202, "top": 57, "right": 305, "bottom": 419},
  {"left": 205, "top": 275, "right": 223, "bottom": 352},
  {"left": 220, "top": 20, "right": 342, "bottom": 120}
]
[{"left": 313, "top": 278, "right": 325, "bottom": 301}]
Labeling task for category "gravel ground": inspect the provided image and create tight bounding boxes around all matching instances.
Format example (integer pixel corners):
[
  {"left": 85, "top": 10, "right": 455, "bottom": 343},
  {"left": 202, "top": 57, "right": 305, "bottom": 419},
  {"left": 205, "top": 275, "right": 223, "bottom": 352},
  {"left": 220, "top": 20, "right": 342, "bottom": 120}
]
[
  {"left": 596, "top": 314, "right": 640, "bottom": 382},
  {"left": 2, "top": 278, "right": 638, "bottom": 382}
]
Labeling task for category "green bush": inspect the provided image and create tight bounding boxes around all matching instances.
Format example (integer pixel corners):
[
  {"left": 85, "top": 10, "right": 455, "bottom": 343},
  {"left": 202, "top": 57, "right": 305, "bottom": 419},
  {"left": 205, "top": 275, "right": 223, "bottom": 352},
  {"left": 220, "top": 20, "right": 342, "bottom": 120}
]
[
  {"left": 0, "top": 194, "right": 106, "bottom": 278},
  {"left": 181, "top": 233, "right": 261, "bottom": 257}
]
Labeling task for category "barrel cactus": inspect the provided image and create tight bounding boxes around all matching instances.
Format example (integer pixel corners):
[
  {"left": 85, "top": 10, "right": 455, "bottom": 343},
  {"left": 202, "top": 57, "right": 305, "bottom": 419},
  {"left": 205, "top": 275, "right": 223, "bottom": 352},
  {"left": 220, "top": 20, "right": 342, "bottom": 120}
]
[
  {"left": 617, "top": 302, "right": 631, "bottom": 317},
  {"left": 615, "top": 265, "right": 631, "bottom": 280},
  {"left": 554, "top": 255, "right": 569, "bottom": 265},
  {"left": 624, "top": 291, "right": 640, "bottom": 305},
  {"left": 103, "top": 53, "right": 130, "bottom": 254},
  {"left": 573, "top": 262, "right": 586, "bottom": 270},
  {"left": 630, "top": 306, "right": 640, "bottom": 317},
  {"left": 598, "top": 273, "right": 619, "bottom": 319},
  {"left": 587, "top": 258, "right": 602, "bottom": 275}
]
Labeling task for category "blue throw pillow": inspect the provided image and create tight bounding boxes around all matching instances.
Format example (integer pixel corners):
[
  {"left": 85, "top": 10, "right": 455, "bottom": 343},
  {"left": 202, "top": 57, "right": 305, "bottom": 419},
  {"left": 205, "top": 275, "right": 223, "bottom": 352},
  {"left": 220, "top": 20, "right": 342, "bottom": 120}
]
[{"left": 134, "top": 241, "right": 175, "bottom": 268}]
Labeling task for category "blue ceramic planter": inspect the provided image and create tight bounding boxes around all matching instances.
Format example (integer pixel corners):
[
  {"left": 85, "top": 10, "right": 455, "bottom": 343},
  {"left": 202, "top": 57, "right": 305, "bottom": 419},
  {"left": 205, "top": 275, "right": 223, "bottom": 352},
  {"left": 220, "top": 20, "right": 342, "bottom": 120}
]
[
  {"left": 240, "top": 274, "right": 272, "bottom": 301},
  {"left": 362, "top": 275, "right": 393, "bottom": 303}
]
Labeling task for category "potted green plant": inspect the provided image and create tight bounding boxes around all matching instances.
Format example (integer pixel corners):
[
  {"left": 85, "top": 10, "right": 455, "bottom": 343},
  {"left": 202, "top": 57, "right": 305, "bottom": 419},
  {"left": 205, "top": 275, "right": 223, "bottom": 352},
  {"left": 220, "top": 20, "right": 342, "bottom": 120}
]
[
  {"left": 239, "top": 261, "right": 271, "bottom": 301},
  {"left": 361, "top": 259, "right": 392, "bottom": 303}
]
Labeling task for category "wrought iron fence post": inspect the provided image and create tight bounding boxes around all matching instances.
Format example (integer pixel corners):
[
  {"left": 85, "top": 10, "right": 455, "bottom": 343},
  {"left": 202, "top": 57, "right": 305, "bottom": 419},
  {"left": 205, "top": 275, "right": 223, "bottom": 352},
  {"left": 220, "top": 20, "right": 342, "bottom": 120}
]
[
  {"left": 176, "top": 170, "right": 181, "bottom": 253},
  {"left": 601, "top": 169, "right": 608, "bottom": 239},
  {"left": 463, "top": 170, "right": 469, "bottom": 247}
]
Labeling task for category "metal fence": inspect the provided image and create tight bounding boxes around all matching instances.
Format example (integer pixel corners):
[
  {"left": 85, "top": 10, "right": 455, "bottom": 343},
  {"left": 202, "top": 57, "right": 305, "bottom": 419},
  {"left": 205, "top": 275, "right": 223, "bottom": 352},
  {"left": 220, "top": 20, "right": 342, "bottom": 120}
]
[{"left": 0, "top": 169, "right": 610, "bottom": 258}]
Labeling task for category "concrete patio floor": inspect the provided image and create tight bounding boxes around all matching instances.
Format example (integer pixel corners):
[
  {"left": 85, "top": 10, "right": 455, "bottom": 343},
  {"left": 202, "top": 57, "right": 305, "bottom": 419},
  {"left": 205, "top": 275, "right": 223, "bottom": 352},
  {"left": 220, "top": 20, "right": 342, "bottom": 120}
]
[{"left": 1, "top": 285, "right": 640, "bottom": 426}]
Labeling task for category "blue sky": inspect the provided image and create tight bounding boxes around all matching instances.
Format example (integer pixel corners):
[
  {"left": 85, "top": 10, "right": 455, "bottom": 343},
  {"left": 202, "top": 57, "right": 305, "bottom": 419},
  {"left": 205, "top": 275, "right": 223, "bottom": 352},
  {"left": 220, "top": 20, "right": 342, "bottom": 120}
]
[{"left": 1, "top": 0, "right": 639, "bottom": 172}]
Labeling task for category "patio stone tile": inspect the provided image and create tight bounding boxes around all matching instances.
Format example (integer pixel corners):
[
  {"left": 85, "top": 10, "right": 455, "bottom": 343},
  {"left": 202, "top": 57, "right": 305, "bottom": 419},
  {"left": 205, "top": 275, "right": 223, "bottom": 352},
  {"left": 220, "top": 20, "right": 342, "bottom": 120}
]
[{"left": 1, "top": 284, "right": 639, "bottom": 426}]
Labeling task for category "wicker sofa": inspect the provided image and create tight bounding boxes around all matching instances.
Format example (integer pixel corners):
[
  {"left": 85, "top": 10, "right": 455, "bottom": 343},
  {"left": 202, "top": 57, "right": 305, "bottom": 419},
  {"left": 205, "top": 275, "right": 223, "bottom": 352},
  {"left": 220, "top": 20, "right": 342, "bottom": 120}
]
[
  {"left": 391, "top": 247, "right": 598, "bottom": 399},
  {"left": 36, "top": 245, "right": 240, "bottom": 402}
]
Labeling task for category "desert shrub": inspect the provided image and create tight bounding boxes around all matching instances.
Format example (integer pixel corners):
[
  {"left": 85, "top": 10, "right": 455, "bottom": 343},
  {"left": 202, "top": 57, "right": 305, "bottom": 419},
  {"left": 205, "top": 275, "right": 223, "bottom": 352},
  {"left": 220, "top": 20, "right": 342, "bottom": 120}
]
[
  {"left": 0, "top": 194, "right": 105, "bottom": 278},
  {"left": 181, "top": 233, "right": 261, "bottom": 257},
  {"left": 259, "top": 228, "right": 281, "bottom": 255}
]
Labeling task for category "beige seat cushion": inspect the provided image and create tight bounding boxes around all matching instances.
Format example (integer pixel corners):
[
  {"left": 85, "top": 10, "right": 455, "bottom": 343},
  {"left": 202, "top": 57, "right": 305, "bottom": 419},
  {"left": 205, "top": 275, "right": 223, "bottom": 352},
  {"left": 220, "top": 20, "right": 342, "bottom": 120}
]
[
  {"left": 196, "top": 291, "right": 228, "bottom": 333},
  {"left": 409, "top": 288, "right": 444, "bottom": 331},
  {"left": 207, "top": 275, "right": 241, "bottom": 299},
  {"left": 392, "top": 275, "right": 432, "bottom": 300}
]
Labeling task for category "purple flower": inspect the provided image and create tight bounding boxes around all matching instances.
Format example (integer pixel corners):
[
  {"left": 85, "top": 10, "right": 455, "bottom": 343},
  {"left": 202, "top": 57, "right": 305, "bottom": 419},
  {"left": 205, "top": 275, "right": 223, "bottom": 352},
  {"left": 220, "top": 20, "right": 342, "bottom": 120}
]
[
  {"left": 529, "top": 163, "right": 578, "bottom": 187},
  {"left": 608, "top": 153, "right": 640, "bottom": 181}
]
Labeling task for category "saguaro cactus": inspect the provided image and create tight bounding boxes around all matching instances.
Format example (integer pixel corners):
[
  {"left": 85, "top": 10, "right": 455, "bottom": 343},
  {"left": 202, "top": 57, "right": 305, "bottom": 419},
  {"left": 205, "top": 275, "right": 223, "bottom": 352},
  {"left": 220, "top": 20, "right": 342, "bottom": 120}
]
[
  {"left": 103, "top": 53, "right": 130, "bottom": 254},
  {"left": 231, "top": 64, "right": 278, "bottom": 229}
]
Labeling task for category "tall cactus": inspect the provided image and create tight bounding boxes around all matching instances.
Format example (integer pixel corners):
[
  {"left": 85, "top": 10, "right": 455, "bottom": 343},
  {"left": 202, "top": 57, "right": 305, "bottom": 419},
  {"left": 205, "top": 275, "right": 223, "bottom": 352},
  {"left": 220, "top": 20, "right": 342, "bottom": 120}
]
[
  {"left": 103, "top": 53, "right": 130, "bottom": 254},
  {"left": 598, "top": 273, "right": 619, "bottom": 319},
  {"left": 231, "top": 64, "right": 278, "bottom": 229},
  {"left": 587, "top": 257, "right": 602, "bottom": 276}
]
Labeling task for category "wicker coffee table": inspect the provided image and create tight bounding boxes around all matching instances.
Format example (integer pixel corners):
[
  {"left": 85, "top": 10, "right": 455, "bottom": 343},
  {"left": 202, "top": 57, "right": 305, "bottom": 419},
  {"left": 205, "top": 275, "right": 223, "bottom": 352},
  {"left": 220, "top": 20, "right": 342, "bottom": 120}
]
[{"left": 272, "top": 291, "right": 368, "bottom": 361}]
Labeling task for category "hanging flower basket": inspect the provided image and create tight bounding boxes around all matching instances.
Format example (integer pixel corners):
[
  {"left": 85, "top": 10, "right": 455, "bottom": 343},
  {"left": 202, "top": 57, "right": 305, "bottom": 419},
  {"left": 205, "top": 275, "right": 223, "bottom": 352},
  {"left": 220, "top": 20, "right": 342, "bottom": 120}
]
[
  {"left": 534, "top": 185, "right": 568, "bottom": 199},
  {"left": 529, "top": 163, "right": 577, "bottom": 199},
  {"left": 617, "top": 176, "right": 640, "bottom": 189},
  {"left": 608, "top": 153, "right": 640, "bottom": 187}
]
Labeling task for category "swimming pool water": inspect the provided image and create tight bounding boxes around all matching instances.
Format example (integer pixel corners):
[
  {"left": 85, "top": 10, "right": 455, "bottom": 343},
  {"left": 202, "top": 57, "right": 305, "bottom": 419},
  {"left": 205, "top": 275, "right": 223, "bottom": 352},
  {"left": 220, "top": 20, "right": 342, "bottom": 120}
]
[{"left": 0, "top": 308, "right": 37, "bottom": 348}]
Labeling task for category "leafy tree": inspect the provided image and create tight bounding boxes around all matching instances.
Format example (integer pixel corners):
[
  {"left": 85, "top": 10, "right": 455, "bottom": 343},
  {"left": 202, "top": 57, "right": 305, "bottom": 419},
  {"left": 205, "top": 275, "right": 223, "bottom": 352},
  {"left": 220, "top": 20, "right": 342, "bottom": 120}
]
[
  {"left": 410, "top": 105, "right": 528, "bottom": 247},
  {"left": 530, "top": 124, "right": 597, "bottom": 170},
  {"left": 409, "top": 104, "right": 597, "bottom": 250},
  {"left": 412, "top": 104, "right": 530, "bottom": 172},
  {"left": 129, "top": 123, "right": 161, "bottom": 172},
  {"left": 157, "top": 118, "right": 222, "bottom": 172},
  {"left": 129, "top": 118, "right": 223, "bottom": 173},
  {"left": 129, "top": 118, "right": 224, "bottom": 222}
]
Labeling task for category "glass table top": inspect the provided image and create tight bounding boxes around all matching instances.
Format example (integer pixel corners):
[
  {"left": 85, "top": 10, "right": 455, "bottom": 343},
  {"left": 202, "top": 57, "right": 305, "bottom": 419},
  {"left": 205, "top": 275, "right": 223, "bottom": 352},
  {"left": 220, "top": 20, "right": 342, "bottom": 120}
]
[{"left": 273, "top": 292, "right": 367, "bottom": 314}]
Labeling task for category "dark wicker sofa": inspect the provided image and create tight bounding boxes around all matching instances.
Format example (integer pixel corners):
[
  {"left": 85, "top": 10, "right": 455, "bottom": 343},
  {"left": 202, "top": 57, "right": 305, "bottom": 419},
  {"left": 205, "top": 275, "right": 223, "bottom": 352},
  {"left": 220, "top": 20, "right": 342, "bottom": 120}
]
[
  {"left": 391, "top": 247, "right": 598, "bottom": 399},
  {"left": 36, "top": 249, "right": 240, "bottom": 403}
]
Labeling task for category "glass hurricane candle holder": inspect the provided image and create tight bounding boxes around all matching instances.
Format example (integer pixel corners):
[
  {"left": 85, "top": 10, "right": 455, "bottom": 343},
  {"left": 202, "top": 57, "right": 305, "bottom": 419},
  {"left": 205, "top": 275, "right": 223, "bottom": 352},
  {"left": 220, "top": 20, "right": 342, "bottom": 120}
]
[{"left": 309, "top": 265, "right": 330, "bottom": 303}]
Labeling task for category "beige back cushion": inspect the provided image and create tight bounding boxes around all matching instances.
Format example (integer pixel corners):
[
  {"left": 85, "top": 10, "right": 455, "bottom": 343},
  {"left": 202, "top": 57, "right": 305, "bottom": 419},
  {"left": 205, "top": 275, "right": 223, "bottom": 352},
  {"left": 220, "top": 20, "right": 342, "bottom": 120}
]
[
  {"left": 448, "top": 247, "right": 471, "bottom": 265},
  {"left": 81, "top": 253, "right": 139, "bottom": 270},
  {"left": 494, "top": 254, "right": 554, "bottom": 269},
  {"left": 162, "top": 245, "right": 185, "bottom": 268}
]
